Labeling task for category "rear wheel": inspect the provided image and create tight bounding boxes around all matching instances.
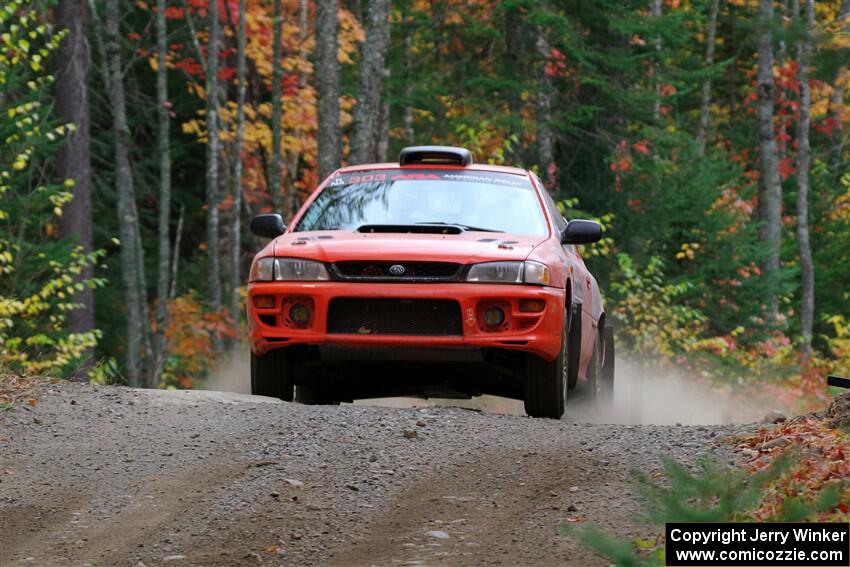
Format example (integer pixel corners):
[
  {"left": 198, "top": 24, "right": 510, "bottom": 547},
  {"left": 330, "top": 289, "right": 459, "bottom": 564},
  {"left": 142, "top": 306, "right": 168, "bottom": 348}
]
[
  {"left": 250, "top": 348, "right": 294, "bottom": 401},
  {"left": 566, "top": 304, "right": 582, "bottom": 390},
  {"left": 586, "top": 331, "right": 603, "bottom": 401},
  {"left": 523, "top": 317, "right": 568, "bottom": 419},
  {"left": 600, "top": 326, "right": 615, "bottom": 401}
]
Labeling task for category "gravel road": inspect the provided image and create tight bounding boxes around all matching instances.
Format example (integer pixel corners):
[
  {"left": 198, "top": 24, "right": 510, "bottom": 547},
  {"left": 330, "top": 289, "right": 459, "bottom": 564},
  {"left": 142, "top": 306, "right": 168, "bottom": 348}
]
[{"left": 1, "top": 382, "right": 755, "bottom": 567}]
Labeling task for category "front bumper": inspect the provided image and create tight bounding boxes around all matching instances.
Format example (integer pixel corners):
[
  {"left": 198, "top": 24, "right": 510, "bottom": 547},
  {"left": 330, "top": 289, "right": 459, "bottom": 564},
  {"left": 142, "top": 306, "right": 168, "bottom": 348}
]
[{"left": 248, "top": 282, "right": 565, "bottom": 361}]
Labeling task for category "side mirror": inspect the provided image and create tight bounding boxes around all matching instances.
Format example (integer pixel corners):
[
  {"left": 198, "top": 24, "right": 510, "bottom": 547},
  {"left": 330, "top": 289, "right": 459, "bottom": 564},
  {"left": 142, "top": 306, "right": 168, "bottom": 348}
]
[
  {"left": 561, "top": 219, "right": 602, "bottom": 245},
  {"left": 250, "top": 214, "right": 286, "bottom": 239}
]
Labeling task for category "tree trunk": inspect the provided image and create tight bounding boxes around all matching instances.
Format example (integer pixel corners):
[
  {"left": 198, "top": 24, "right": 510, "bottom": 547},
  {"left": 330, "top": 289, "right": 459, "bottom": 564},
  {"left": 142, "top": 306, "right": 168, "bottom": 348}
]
[
  {"left": 757, "top": 0, "right": 783, "bottom": 325},
  {"left": 269, "top": 0, "right": 283, "bottom": 211},
  {"left": 651, "top": 0, "right": 662, "bottom": 124},
  {"left": 830, "top": 0, "right": 850, "bottom": 180},
  {"left": 351, "top": 0, "right": 390, "bottom": 164},
  {"left": 170, "top": 205, "right": 185, "bottom": 300},
  {"left": 377, "top": 85, "right": 390, "bottom": 162},
  {"left": 206, "top": 0, "right": 222, "bottom": 317},
  {"left": 153, "top": 0, "right": 172, "bottom": 387},
  {"left": 402, "top": 31, "right": 414, "bottom": 146},
  {"left": 104, "top": 0, "right": 149, "bottom": 386},
  {"left": 281, "top": 0, "right": 309, "bottom": 217},
  {"left": 316, "top": 0, "right": 342, "bottom": 180},
  {"left": 55, "top": 0, "right": 95, "bottom": 378},
  {"left": 696, "top": 0, "right": 719, "bottom": 156},
  {"left": 230, "top": 0, "right": 247, "bottom": 327},
  {"left": 535, "top": 27, "right": 554, "bottom": 187},
  {"left": 796, "top": 0, "right": 815, "bottom": 354}
]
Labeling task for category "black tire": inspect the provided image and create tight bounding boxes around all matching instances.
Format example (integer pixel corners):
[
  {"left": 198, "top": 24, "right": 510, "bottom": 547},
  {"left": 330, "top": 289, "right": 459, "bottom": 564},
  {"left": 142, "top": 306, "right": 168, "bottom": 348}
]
[
  {"left": 294, "top": 383, "right": 340, "bottom": 405},
  {"left": 566, "top": 304, "right": 582, "bottom": 390},
  {"left": 600, "top": 325, "right": 615, "bottom": 401},
  {"left": 250, "top": 348, "right": 294, "bottom": 401},
  {"left": 586, "top": 330, "right": 603, "bottom": 402},
  {"left": 523, "top": 317, "right": 568, "bottom": 419}
]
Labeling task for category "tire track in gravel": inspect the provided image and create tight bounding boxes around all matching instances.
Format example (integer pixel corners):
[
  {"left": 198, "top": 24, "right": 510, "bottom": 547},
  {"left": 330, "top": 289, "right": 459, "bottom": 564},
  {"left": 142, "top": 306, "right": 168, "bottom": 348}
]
[{"left": 328, "top": 444, "right": 650, "bottom": 567}]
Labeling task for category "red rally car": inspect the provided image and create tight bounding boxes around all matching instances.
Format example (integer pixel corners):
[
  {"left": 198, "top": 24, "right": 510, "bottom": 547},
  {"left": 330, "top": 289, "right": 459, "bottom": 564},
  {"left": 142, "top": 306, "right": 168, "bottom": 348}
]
[{"left": 247, "top": 146, "right": 615, "bottom": 419}]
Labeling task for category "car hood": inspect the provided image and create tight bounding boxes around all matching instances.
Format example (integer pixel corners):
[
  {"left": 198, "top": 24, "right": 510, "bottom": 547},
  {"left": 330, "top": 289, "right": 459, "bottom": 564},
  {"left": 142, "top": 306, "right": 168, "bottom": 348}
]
[{"left": 272, "top": 230, "right": 548, "bottom": 264}]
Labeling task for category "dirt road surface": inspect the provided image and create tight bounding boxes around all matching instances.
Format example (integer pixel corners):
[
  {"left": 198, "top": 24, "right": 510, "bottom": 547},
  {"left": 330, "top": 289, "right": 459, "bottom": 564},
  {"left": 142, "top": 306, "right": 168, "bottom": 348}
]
[{"left": 1, "top": 382, "right": 754, "bottom": 566}]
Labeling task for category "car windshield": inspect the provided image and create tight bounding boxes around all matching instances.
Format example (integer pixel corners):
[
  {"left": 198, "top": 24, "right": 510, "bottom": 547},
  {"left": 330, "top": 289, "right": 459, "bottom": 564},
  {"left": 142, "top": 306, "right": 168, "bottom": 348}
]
[{"left": 294, "top": 169, "right": 548, "bottom": 236}]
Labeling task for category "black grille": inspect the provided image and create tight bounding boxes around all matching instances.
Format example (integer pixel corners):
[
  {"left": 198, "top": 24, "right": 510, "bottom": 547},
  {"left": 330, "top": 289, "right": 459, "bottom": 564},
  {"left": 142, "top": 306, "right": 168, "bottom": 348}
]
[
  {"left": 331, "top": 261, "right": 461, "bottom": 282},
  {"left": 327, "top": 298, "right": 462, "bottom": 336}
]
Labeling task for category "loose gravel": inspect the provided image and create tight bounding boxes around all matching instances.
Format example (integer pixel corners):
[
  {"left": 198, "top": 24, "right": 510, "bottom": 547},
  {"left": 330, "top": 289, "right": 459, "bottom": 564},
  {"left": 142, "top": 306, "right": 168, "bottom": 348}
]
[{"left": 0, "top": 382, "right": 756, "bottom": 566}]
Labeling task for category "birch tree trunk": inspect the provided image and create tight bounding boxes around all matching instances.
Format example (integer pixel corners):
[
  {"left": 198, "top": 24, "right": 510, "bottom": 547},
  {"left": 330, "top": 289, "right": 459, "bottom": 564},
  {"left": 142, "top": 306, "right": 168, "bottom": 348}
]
[
  {"left": 316, "top": 0, "right": 341, "bottom": 180},
  {"left": 351, "top": 0, "right": 390, "bottom": 164},
  {"left": 230, "top": 0, "right": 247, "bottom": 326},
  {"left": 153, "top": 0, "right": 172, "bottom": 387},
  {"left": 796, "top": 0, "right": 815, "bottom": 354},
  {"left": 206, "top": 0, "right": 222, "bottom": 318},
  {"left": 170, "top": 206, "right": 185, "bottom": 300},
  {"left": 269, "top": 0, "right": 283, "bottom": 211},
  {"left": 55, "top": 0, "right": 95, "bottom": 377},
  {"left": 757, "top": 0, "right": 783, "bottom": 325},
  {"left": 104, "top": 0, "right": 149, "bottom": 385},
  {"left": 402, "top": 31, "right": 414, "bottom": 146},
  {"left": 535, "top": 27, "right": 554, "bottom": 187},
  {"left": 696, "top": 0, "right": 719, "bottom": 156}
]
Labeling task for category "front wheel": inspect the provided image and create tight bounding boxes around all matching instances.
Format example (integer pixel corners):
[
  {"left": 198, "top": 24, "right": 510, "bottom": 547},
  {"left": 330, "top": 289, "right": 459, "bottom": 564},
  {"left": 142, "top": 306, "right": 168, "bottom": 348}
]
[
  {"left": 250, "top": 348, "right": 294, "bottom": 401},
  {"left": 523, "top": 320, "right": 567, "bottom": 419},
  {"left": 295, "top": 383, "right": 340, "bottom": 405}
]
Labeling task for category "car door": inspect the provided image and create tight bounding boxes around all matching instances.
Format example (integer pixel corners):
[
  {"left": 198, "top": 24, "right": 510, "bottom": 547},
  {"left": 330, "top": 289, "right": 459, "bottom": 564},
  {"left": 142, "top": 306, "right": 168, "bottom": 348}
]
[{"left": 536, "top": 181, "right": 598, "bottom": 379}]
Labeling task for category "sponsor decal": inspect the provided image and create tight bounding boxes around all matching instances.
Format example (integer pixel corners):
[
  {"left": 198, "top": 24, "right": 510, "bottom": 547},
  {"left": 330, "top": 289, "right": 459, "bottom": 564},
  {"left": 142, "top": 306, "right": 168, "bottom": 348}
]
[
  {"left": 441, "top": 173, "right": 525, "bottom": 187},
  {"left": 392, "top": 173, "right": 441, "bottom": 180},
  {"left": 466, "top": 307, "right": 476, "bottom": 326},
  {"left": 329, "top": 169, "right": 530, "bottom": 188}
]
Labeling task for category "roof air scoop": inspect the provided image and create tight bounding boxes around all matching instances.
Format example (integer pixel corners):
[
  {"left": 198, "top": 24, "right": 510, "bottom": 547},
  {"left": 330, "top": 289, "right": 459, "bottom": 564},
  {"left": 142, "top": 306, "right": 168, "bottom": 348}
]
[{"left": 399, "top": 146, "right": 473, "bottom": 166}]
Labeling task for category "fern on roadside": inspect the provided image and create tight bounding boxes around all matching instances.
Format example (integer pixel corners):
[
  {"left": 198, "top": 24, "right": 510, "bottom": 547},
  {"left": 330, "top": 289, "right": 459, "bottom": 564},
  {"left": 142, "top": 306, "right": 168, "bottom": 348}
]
[{"left": 562, "top": 453, "right": 845, "bottom": 567}]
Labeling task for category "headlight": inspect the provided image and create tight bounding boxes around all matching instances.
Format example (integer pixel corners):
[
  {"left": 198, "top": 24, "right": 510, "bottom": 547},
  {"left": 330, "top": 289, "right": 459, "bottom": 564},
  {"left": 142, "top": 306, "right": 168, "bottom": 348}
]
[
  {"left": 273, "top": 258, "right": 329, "bottom": 281},
  {"left": 249, "top": 257, "right": 329, "bottom": 282},
  {"left": 250, "top": 257, "right": 275, "bottom": 282},
  {"left": 523, "top": 261, "right": 551, "bottom": 286},
  {"left": 466, "top": 260, "right": 551, "bottom": 286}
]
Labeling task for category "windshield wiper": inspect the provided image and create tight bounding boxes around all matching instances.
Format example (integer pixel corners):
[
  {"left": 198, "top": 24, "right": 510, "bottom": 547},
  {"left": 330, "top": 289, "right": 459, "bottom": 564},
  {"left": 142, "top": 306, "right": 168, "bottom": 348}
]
[{"left": 415, "top": 221, "right": 503, "bottom": 233}]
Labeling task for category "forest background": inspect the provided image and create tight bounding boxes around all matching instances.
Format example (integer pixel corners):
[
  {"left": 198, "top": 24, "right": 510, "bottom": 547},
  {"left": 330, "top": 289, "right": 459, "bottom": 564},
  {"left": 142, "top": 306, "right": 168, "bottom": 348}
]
[{"left": 2, "top": 0, "right": 850, "bottom": 414}]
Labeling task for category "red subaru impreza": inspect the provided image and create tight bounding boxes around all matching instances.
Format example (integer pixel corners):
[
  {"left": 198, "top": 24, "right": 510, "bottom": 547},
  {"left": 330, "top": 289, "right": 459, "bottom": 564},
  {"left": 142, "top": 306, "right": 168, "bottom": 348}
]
[{"left": 247, "top": 146, "right": 614, "bottom": 418}]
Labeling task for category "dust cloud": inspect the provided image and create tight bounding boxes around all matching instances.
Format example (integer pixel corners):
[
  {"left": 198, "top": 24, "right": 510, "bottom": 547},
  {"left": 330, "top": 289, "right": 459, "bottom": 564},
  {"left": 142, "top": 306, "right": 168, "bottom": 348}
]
[
  {"left": 566, "top": 358, "right": 767, "bottom": 425},
  {"left": 200, "top": 347, "right": 773, "bottom": 425},
  {"left": 203, "top": 348, "right": 251, "bottom": 394},
  {"left": 360, "top": 358, "right": 772, "bottom": 425}
]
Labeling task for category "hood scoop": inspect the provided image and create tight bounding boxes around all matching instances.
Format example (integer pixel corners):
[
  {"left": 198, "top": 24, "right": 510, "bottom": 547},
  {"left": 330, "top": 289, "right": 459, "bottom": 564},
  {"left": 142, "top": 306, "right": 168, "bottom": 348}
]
[{"left": 356, "top": 224, "right": 463, "bottom": 235}]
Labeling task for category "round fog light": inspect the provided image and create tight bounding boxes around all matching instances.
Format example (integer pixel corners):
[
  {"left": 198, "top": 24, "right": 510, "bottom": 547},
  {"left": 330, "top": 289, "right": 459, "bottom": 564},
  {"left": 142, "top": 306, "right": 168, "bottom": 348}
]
[
  {"left": 483, "top": 307, "right": 505, "bottom": 327},
  {"left": 289, "top": 303, "right": 311, "bottom": 325}
]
